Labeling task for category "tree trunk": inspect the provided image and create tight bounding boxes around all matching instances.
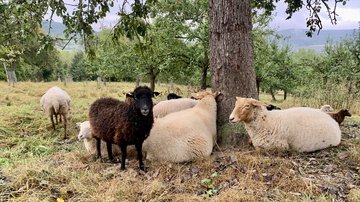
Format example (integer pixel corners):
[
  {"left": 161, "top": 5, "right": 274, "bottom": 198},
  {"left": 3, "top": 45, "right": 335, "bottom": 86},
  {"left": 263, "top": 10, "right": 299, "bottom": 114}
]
[
  {"left": 270, "top": 88, "right": 276, "bottom": 101},
  {"left": 4, "top": 60, "right": 17, "bottom": 87},
  {"left": 136, "top": 75, "right": 141, "bottom": 87},
  {"left": 148, "top": 65, "right": 156, "bottom": 91},
  {"left": 200, "top": 65, "right": 208, "bottom": 90},
  {"left": 283, "top": 90, "right": 287, "bottom": 100},
  {"left": 256, "top": 77, "right": 261, "bottom": 95},
  {"left": 210, "top": 0, "right": 258, "bottom": 144},
  {"left": 200, "top": 50, "right": 209, "bottom": 90}
]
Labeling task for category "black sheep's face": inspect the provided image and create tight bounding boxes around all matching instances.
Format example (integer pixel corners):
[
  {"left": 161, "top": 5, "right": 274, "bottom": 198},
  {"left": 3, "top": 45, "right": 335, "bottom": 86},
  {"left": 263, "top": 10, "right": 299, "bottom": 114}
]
[
  {"left": 129, "top": 86, "right": 160, "bottom": 116},
  {"left": 342, "top": 109, "right": 352, "bottom": 117}
]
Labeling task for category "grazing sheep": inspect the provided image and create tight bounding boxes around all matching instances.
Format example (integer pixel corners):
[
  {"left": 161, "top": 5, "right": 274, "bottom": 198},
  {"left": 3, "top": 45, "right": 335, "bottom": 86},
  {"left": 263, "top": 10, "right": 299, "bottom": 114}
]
[
  {"left": 327, "top": 109, "right": 352, "bottom": 125},
  {"left": 167, "top": 93, "right": 182, "bottom": 100},
  {"left": 40, "top": 86, "right": 71, "bottom": 139},
  {"left": 143, "top": 91, "right": 221, "bottom": 162},
  {"left": 89, "top": 86, "right": 158, "bottom": 170},
  {"left": 320, "top": 105, "right": 334, "bottom": 113},
  {"left": 153, "top": 98, "right": 199, "bottom": 118},
  {"left": 229, "top": 97, "right": 341, "bottom": 152}
]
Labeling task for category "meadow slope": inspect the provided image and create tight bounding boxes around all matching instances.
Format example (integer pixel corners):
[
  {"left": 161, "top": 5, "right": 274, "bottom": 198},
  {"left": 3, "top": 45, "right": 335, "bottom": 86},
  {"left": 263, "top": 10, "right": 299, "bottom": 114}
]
[{"left": 0, "top": 82, "right": 359, "bottom": 201}]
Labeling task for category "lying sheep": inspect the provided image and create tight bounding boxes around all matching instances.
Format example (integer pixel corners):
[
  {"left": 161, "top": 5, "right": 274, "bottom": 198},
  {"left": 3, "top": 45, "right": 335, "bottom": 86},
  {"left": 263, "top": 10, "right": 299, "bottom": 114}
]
[
  {"left": 327, "top": 109, "right": 352, "bottom": 125},
  {"left": 89, "top": 86, "right": 158, "bottom": 170},
  {"left": 167, "top": 93, "right": 182, "bottom": 100},
  {"left": 229, "top": 97, "right": 341, "bottom": 152},
  {"left": 153, "top": 98, "right": 198, "bottom": 118},
  {"left": 143, "top": 91, "right": 221, "bottom": 162},
  {"left": 320, "top": 105, "right": 334, "bottom": 113},
  {"left": 40, "top": 86, "right": 71, "bottom": 139}
]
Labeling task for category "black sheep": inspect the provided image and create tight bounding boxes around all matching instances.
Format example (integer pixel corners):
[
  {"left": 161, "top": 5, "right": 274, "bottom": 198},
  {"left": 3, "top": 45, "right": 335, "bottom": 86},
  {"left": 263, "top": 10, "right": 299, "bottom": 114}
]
[
  {"left": 167, "top": 93, "right": 182, "bottom": 100},
  {"left": 89, "top": 86, "right": 159, "bottom": 171},
  {"left": 327, "top": 109, "right": 352, "bottom": 125}
]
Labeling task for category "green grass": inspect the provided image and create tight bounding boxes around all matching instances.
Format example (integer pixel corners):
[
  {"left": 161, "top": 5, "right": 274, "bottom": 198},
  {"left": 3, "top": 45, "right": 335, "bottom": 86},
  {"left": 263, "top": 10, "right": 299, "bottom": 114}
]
[{"left": 0, "top": 81, "right": 359, "bottom": 201}]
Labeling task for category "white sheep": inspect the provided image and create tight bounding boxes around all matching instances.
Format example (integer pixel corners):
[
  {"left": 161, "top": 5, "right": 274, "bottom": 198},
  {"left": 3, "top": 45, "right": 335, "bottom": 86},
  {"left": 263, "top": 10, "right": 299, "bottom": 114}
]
[
  {"left": 229, "top": 97, "right": 341, "bottom": 152},
  {"left": 320, "top": 104, "right": 334, "bottom": 113},
  {"left": 40, "top": 86, "right": 71, "bottom": 139},
  {"left": 153, "top": 98, "right": 198, "bottom": 118},
  {"left": 143, "top": 91, "right": 220, "bottom": 162}
]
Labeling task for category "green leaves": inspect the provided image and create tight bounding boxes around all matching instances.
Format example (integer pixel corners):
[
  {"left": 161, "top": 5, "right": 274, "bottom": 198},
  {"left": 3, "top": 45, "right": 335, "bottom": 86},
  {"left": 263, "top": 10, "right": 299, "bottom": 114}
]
[{"left": 201, "top": 172, "right": 219, "bottom": 198}]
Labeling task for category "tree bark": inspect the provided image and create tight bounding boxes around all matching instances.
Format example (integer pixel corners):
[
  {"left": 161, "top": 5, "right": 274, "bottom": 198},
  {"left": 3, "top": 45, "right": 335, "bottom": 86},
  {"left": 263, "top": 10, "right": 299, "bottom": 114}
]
[
  {"left": 270, "top": 88, "right": 276, "bottom": 101},
  {"left": 283, "top": 90, "right": 287, "bottom": 100},
  {"left": 200, "top": 50, "right": 209, "bottom": 90},
  {"left": 4, "top": 60, "right": 18, "bottom": 87},
  {"left": 200, "top": 65, "right": 208, "bottom": 90},
  {"left": 148, "top": 64, "right": 156, "bottom": 91},
  {"left": 209, "top": 0, "right": 258, "bottom": 144}
]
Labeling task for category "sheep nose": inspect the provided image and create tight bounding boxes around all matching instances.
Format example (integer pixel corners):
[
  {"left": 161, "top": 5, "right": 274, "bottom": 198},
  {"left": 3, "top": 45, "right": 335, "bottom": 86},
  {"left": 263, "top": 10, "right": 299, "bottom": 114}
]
[
  {"left": 141, "top": 107, "right": 150, "bottom": 116},
  {"left": 229, "top": 117, "right": 235, "bottom": 123}
]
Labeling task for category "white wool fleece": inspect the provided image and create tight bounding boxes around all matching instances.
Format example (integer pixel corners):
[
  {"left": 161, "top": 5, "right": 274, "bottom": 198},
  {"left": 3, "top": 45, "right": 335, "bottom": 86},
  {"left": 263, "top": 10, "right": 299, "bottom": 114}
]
[
  {"left": 153, "top": 98, "right": 198, "bottom": 118},
  {"left": 143, "top": 95, "right": 217, "bottom": 162},
  {"left": 245, "top": 107, "right": 341, "bottom": 152}
]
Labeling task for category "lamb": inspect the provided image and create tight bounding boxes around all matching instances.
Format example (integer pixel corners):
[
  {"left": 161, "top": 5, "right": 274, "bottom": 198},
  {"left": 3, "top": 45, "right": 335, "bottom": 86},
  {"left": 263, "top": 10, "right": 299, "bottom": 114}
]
[
  {"left": 143, "top": 91, "right": 221, "bottom": 162},
  {"left": 40, "top": 86, "right": 71, "bottom": 139},
  {"left": 153, "top": 98, "right": 199, "bottom": 118},
  {"left": 327, "top": 109, "right": 351, "bottom": 125},
  {"left": 229, "top": 97, "right": 341, "bottom": 152},
  {"left": 320, "top": 104, "right": 334, "bottom": 112},
  {"left": 88, "top": 86, "right": 158, "bottom": 170},
  {"left": 167, "top": 93, "right": 182, "bottom": 100}
]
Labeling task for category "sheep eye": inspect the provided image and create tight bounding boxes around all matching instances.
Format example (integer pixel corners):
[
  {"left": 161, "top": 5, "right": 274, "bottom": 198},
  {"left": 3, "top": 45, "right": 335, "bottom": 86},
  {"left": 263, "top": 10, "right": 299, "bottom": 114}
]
[{"left": 244, "top": 104, "right": 250, "bottom": 109}]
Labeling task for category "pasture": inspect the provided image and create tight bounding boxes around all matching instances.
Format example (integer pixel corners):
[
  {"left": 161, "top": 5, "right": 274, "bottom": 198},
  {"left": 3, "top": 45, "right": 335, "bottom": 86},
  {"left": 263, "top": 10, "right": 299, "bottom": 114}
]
[{"left": 0, "top": 81, "right": 359, "bottom": 201}]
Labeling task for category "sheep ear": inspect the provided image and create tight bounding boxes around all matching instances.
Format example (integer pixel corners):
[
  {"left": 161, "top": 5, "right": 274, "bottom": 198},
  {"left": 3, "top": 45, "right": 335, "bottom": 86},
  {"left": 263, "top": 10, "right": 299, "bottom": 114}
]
[
  {"left": 153, "top": 92, "right": 160, "bottom": 97},
  {"left": 251, "top": 100, "right": 266, "bottom": 107},
  {"left": 212, "top": 91, "right": 221, "bottom": 98},
  {"left": 126, "top": 92, "right": 134, "bottom": 98},
  {"left": 75, "top": 122, "right": 81, "bottom": 129}
]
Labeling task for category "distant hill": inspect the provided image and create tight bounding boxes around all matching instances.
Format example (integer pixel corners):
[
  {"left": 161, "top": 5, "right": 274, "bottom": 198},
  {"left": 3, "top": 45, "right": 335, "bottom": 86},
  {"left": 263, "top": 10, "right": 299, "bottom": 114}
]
[
  {"left": 41, "top": 21, "right": 83, "bottom": 50},
  {"left": 41, "top": 21, "right": 67, "bottom": 36},
  {"left": 41, "top": 21, "right": 357, "bottom": 52},
  {"left": 276, "top": 29, "right": 358, "bottom": 52}
]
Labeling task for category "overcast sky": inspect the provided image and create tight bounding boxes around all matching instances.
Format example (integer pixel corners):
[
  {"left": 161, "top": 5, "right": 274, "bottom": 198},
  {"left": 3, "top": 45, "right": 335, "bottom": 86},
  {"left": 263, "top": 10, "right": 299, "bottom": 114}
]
[
  {"left": 270, "top": 0, "right": 360, "bottom": 30},
  {"left": 47, "top": 0, "right": 360, "bottom": 31}
]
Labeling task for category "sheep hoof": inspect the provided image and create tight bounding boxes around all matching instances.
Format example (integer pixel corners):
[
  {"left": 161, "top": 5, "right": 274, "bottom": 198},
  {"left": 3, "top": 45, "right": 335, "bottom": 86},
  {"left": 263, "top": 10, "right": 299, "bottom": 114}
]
[
  {"left": 139, "top": 165, "right": 147, "bottom": 172},
  {"left": 95, "top": 157, "right": 104, "bottom": 163},
  {"left": 109, "top": 158, "right": 120, "bottom": 164}
]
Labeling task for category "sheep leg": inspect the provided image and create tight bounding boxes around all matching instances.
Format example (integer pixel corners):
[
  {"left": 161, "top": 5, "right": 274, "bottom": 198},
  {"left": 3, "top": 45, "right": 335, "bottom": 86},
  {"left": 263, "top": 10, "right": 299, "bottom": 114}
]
[
  {"left": 62, "top": 114, "right": 67, "bottom": 139},
  {"left": 135, "top": 143, "right": 145, "bottom": 171},
  {"left": 106, "top": 141, "right": 117, "bottom": 163},
  {"left": 50, "top": 115, "right": 56, "bottom": 130},
  {"left": 119, "top": 145, "right": 127, "bottom": 170},
  {"left": 55, "top": 114, "right": 59, "bottom": 125},
  {"left": 95, "top": 137, "right": 102, "bottom": 161}
]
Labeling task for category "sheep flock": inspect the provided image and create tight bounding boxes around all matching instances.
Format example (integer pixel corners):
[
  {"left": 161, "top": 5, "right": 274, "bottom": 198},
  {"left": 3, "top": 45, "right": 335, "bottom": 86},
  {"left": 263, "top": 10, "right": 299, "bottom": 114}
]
[{"left": 38, "top": 86, "right": 354, "bottom": 172}]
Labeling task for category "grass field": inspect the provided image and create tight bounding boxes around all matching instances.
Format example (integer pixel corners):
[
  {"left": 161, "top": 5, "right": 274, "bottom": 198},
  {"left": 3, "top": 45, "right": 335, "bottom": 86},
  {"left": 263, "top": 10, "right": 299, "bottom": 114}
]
[{"left": 0, "top": 81, "right": 359, "bottom": 201}]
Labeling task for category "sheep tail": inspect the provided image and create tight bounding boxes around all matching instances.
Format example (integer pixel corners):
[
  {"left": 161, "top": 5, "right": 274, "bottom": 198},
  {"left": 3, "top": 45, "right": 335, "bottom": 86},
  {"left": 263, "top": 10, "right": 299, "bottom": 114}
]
[{"left": 53, "top": 100, "right": 60, "bottom": 114}]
